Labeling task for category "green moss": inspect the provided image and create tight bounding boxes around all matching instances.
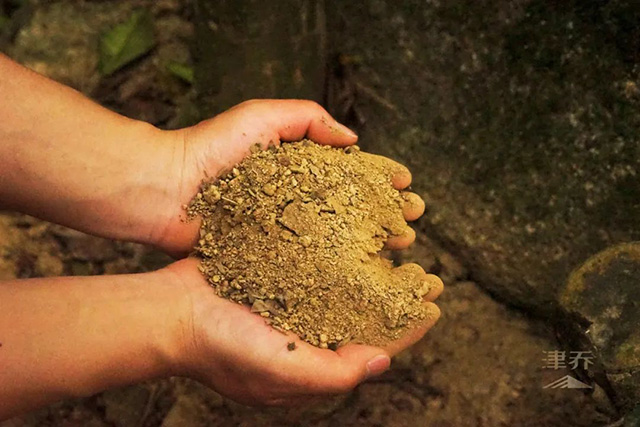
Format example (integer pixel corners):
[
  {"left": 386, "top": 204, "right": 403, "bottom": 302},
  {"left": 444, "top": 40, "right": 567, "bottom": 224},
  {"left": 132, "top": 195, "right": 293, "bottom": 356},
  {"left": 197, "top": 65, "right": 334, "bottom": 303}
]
[
  {"left": 616, "top": 336, "right": 640, "bottom": 368},
  {"left": 562, "top": 243, "right": 640, "bottom": 310}
]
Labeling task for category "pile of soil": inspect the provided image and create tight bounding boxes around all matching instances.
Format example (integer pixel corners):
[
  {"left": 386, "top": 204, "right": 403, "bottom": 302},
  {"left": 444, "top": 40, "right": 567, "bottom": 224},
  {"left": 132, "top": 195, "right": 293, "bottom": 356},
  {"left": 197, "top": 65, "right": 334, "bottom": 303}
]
[{"left": 188, "top": 140, "right": 436, "bottom": 348}]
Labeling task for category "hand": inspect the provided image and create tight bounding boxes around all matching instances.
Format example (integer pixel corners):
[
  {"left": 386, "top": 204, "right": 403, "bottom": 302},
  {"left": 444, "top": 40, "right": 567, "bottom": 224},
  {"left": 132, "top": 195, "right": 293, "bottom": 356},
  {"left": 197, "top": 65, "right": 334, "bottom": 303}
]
[
  {"left": 163, "top": 257, "right": 443, "bottom": 406},
  {"left": 148, "top": 99, "right": 424, "bottom": 255},
  {"left": 144, "top": 100, "right": 443, "bottom": 403},
  {"left": 0, "top": 60, "right": 443, "bottom": 411}
]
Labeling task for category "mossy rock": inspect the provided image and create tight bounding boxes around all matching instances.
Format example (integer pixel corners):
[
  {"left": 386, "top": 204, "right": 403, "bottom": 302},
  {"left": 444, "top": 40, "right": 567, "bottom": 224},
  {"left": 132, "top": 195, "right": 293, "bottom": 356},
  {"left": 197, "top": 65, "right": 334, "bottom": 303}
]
[{"left": 560, "top": 242, "right": 640, "bottom": 412}]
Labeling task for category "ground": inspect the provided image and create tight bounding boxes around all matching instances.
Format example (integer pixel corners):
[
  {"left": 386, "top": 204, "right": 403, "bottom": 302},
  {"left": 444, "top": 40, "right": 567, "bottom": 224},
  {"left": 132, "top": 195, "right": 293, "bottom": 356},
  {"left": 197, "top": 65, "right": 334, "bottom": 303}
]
[{"left": 0, "top": 214, "right": 610, "bottom": 426}]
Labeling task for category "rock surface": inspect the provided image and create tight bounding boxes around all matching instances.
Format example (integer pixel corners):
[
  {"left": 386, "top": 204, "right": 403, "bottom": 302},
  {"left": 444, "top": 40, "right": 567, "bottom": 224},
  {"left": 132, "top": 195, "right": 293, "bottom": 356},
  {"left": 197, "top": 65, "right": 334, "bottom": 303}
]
[
  {"left": 194, "top": 0, "right": 326, "bottom": 115},
  {"left": 323, "top": 0, "right": 640, "bottom": 316}
]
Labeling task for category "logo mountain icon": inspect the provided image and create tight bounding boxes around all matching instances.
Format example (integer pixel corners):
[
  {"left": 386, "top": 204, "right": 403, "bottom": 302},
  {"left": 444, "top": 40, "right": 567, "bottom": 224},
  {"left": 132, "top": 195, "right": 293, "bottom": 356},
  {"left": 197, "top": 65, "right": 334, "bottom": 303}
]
[{"left": 543, "top": 375, "right": 593, "bottom": 389}]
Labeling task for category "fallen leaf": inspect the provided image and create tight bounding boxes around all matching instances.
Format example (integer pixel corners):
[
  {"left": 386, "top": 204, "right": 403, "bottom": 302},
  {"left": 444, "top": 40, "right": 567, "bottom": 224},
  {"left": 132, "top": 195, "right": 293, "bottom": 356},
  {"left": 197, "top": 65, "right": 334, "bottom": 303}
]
[
  {"left": 99, "top": 9, "right": 155, "bottom": 76},
  {"left": 166, "top": 61, "right": 194, "bottom": 84}
]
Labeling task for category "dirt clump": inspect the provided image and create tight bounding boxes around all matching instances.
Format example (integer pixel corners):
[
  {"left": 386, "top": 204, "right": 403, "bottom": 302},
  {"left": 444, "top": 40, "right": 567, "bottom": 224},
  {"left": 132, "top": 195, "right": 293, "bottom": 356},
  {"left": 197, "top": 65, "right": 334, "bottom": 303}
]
[{"left": 188, "top": 140, "right": 437, "bottom": 348}]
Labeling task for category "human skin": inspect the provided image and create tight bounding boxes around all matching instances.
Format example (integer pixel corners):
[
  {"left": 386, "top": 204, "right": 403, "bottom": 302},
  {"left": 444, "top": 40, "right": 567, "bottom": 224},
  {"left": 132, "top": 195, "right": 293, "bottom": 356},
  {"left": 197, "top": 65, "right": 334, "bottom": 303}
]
[{"left": 0, "top": 54, "right": 443, "bottom": 418}]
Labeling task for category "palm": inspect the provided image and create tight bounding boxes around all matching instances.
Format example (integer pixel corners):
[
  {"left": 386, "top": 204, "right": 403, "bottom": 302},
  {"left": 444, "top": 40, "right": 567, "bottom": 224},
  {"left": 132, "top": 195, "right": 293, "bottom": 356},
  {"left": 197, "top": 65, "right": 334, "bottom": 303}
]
[{"left": 170, "top": 257, "right": 442, "bottom": 405}]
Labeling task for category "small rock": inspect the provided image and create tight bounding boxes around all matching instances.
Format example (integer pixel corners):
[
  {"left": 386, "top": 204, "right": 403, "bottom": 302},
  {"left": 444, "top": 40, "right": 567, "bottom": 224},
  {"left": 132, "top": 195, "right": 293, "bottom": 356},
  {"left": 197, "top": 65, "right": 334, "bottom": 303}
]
[
  {"left": 299, "top": 236, "right": 312, "bottom": 247},
  {"left": 203, "top": 185, "right": 221, "bottom": 203},
  {"left": 262, "top": 183, "right": 276, "bottom": 196}
]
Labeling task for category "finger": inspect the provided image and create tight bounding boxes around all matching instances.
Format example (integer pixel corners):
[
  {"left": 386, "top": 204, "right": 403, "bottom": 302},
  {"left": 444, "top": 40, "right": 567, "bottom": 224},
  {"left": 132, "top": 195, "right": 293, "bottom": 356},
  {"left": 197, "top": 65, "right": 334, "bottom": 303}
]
[
  {"left": 402, "top": 192, "right": 425, "bottom": 221},
  {"left": 382, "top": 302, "right": 440, "bottom": 357},
  {"left": 360, "top": 152, "right": 412, "bottom": 189},
  {"left": 392, "top": 167, "right": 412, "bottom": 190},
  {"left": 236, "top": 99, "right": 358, "bottom": 146},
  {"left": 280, "top": 340, "right": 388, "bottom": 395},
  {"left": 336, "top": 344, "right": 391, "bottom": 384},
  {"left": 394, "top": 262, "right": 425, "bottom": 278},
  {"left": 394, "top": 264, "right": 444, "bottom": 302},
  {"left": 421, "top": 274, "right": 444, "bottom": 302},
  {"left": 385, "top": 226, "right": 416, "bottom": 250}
]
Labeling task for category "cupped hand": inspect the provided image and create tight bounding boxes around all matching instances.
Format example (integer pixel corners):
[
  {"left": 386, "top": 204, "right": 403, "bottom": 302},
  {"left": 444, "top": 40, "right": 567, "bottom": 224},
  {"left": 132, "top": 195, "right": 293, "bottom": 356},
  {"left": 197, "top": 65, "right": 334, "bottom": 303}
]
[
  {"left": 164, "top": 256, "right": 443, "bottom": 406},
  {"left": 150, "top": 99, "right": 423, "bottom": 256}
]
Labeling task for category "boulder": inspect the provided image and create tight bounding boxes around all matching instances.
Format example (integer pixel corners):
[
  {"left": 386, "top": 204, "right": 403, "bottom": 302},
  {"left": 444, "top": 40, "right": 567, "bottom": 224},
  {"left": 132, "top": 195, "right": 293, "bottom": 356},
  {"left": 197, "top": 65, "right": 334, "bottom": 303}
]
[
  {"left": 322, "top": 0, "right": 640, "bottom": 315},
  {"left": 560, "top": 243, "right": 640, "bottom": 412}
]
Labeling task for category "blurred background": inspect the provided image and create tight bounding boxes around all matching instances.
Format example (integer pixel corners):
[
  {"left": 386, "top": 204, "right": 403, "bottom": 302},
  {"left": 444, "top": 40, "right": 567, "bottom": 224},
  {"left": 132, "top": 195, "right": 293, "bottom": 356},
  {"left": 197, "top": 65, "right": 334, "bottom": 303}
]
[{"left": 1, "top": 0, "right": 639, "bottom": 425}]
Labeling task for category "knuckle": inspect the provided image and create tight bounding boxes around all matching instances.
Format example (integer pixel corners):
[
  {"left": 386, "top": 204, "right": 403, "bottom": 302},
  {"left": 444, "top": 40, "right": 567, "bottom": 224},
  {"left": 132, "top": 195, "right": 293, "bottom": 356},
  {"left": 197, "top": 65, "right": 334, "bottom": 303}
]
[
  {"left": 310, "top": 102, "right": 329, "bottom": 116},
  {"left": 302, "top": 99, "right": 322, "bottom": 109},
  {"left": 296, "top": 99, "right": 325, "bottom": 114},
  {"left": 237, "top": 99, "right": 262, "bottom": 109}
]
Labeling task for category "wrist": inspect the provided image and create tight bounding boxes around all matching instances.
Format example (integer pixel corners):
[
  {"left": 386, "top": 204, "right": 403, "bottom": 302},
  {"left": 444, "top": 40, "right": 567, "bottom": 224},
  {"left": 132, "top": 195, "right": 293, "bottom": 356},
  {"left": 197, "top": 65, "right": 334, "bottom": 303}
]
[
  {"left": 0, "top": 271, "right": 194, "bottom": 414},
  {"left": 143, "top": 127, "right": 203, "bottom": 256},
  {"left": 79, "top": 268, "right": 195, "bottom": 394},
  {"left": 0, "top": 54, "right": 184, "bottom": 245},
  {"left": 106, "top": 120, "right": 184, "bottom": 247},
  {"left": 147, "top": 261, "right": 198, "bottom": 375},
  {"left": 155, "top": 258, "right": 214, "bottom": 378}
]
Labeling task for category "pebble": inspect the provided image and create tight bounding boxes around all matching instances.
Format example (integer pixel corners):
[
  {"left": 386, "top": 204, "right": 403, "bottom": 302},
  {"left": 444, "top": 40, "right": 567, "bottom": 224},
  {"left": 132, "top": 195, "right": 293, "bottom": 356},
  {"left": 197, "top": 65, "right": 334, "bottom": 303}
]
[
  {"left": 300, "top": 236, "right": 312, "bottom": 247},
  {"left": 262, "top": 183, "right": 276, "bottom": 196}
]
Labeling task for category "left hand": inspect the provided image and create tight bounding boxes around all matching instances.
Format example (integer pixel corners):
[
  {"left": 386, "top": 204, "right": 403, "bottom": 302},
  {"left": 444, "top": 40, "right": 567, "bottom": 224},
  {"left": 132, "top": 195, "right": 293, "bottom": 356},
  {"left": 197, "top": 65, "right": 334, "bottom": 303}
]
[{"left": 145, "top": 99, "right": 423, "bottom": 256}]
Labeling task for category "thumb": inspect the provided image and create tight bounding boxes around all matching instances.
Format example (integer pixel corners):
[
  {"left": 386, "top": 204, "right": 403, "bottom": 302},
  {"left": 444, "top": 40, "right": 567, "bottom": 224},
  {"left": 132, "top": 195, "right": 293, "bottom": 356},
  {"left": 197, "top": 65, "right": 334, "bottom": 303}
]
[
  {"left": 224, "top": 99, "right": 358, "bottom": 147},
  {"left": 297, "top": 344, "right": 390, "bottom": 395}
]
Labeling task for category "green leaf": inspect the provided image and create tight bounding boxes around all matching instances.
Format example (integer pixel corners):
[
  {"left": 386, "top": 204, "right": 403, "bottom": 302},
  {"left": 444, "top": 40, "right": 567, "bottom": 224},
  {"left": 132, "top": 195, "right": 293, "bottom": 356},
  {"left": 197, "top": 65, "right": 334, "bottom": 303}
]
[
  {"left": 166, "top": 61, "right": 194, "bottom": 84},
  {"left": 99, "top": 9, "right": 155, "bottom": 76}
]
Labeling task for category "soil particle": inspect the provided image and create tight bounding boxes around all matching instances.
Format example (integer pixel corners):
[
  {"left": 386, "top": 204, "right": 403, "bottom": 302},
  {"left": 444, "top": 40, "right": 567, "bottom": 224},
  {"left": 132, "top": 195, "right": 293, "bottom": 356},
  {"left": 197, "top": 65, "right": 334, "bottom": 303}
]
[{"left": 188, "top": 140, "right": 436, "bottom": 348}]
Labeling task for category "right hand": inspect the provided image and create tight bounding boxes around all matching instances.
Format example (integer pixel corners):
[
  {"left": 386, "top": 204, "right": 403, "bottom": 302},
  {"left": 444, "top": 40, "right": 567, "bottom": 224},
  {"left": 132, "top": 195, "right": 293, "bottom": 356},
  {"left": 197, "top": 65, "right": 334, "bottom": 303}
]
[{"left": 163, "top": 257, "right": 443, "bottom": 406}]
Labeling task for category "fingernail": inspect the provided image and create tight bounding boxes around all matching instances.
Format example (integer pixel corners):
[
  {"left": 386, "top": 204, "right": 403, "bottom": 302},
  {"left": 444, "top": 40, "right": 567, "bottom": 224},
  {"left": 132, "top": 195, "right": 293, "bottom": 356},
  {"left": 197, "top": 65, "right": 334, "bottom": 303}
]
[
  {"left": 334, "top": 121, "right": 358, "bottom": 139},
  {"left": 366, "top": 355, "right": 390, "bottom": 378}
]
